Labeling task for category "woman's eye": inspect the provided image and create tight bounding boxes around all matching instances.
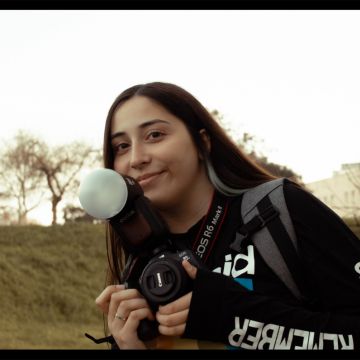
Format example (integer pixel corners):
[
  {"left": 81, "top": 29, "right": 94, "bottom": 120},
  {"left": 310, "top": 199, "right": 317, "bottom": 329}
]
[
  {"left": 114, "top": 142, "right": 129, "bottom": 154},
  {"left": 147, "top": 131, "right": 164, "bottom": 140}
]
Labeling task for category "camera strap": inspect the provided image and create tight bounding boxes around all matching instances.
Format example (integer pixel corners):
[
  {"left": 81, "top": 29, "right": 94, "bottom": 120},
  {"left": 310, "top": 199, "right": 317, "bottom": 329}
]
[{"left": 192, "top": 191, "right": 229, "bottom": 264}]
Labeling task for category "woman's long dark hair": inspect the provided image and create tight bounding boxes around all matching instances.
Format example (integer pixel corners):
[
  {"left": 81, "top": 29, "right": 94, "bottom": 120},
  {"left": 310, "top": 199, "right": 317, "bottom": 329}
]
[{"left": 102, "top": 82, "right": 276, "bottom": 286}]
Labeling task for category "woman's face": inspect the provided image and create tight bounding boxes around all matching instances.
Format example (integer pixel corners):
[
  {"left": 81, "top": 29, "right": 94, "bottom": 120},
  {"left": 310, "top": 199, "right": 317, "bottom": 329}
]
[{"left": 110, "top": 95, "right": 208, "bottom": 210}]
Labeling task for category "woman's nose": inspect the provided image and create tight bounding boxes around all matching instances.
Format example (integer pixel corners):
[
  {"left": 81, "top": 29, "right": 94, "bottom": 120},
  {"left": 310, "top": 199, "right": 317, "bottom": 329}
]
[{"left": 129, "top": 143, "right": 151, "bottom": 169}]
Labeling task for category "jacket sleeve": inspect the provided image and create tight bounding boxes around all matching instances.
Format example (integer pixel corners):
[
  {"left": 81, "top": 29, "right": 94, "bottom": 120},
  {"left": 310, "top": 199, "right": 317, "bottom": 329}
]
[{"left": 183, "top": 182, "right": 360, "bottom": 350}]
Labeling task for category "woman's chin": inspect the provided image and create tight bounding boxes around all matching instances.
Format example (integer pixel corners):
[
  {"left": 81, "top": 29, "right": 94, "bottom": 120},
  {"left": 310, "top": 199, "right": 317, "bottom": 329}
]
[{"left": 144, "top": 191, "right": 171, "bottom": 211}]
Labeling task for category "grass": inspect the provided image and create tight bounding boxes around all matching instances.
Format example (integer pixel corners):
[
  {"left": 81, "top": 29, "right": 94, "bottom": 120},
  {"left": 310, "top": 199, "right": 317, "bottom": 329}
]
[
  {"left": 0, "top": 223, "right": 109, "bottom": 349},
  {"left": 0, "top": 221, "right": 359, "bottom": 349}
]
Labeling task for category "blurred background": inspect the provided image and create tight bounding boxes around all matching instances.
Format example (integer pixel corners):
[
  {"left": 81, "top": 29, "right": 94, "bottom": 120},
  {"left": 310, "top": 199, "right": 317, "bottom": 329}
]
[{"left": 0, "top": 10, "right": 359, "bottom": 348}]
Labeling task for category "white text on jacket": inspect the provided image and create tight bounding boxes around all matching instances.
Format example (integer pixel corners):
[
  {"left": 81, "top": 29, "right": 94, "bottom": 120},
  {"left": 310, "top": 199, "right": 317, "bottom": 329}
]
[{"left": 228, "top": 317, "right": 354, "bottom": 350}]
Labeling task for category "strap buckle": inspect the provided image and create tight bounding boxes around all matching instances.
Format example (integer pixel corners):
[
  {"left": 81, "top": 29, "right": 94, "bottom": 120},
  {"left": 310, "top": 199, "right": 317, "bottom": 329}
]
[
  {"left": 258, "top": 205, "right": 279, "bottom": 228},
  {"left": 230, "top": 205, "right": 279, "bottom": 252}
]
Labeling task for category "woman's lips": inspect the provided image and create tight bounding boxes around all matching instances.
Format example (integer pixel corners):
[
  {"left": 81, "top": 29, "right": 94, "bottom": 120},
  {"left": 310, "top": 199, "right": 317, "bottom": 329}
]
[{"left": 137, "top": 171, "right": 164, "bottom": 187}]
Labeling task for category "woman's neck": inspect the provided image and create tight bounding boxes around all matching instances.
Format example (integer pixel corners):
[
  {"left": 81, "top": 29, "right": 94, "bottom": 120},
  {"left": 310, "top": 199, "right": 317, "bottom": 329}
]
[{"left": 159, "top": 179, "right": 215, "bottom": 234}]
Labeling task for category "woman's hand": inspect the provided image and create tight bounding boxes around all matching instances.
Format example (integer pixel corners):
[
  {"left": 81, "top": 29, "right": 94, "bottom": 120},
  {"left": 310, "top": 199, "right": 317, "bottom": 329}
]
[
  {"left": 156, "top": 259, "right": 198, "bottom": 337},
  {"left": 95, "top": 285, "right": 154, "bottom": 349}
]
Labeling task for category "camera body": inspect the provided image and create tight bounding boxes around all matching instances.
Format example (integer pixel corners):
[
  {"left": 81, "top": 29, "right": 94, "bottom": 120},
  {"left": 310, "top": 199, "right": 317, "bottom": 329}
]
[
  {"left": 114, "top": 194, "right": 203, "bottom": 341},
  {"left": 79, "top": 169, "right": 203, "bottom": 341},
  {"left": 124, "top": 246, "right": 202, "bottom": 307}
]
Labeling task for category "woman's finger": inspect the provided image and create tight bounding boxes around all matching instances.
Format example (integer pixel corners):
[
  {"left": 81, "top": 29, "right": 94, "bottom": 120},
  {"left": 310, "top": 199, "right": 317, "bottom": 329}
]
[
  {"left": 182, "top": 259, "right": 198, "bottom": 280},
  {"left": 157, "top": 291, "right": 192, "bottom": 315},
  {"left": 158, "top": 323, "right": 186, "bottom": 337},
  {"left": 110, "top": 307, "right": 154, "bottom": 350},
  {"left": 108, "top": 288, "right": 144, "bottom": 324},
  {"left": 156, "top": 308, "right": 188, "bottom": 327},
  {"left": 95, "top": 284, "right": 124, "bottom": 314},
  {"left": 116, "top": 298, "right": 155, "bottom": 322}
]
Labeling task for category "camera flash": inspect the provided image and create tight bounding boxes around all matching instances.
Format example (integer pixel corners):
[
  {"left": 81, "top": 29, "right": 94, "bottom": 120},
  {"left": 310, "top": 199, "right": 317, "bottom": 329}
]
[{"left": 79, "top": 168, "right": 128, "bottom": 219}]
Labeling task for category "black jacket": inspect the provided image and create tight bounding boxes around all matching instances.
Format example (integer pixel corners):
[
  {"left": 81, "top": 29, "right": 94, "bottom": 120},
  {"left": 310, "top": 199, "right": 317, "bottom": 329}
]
[{"left": 170, "top": 182, "right": 360, "bottom": 350}]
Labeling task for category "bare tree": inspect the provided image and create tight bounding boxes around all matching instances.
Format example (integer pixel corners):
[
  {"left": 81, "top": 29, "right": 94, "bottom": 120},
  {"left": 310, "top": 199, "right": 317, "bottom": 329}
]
[
  {"left": 33, "top": 141, "right": 101, "bottom": 225},
  {"left": 0, "top": 131, "right": 45, "bottom": 224},
  {"left": 343, "top": 163, "right": 360, "bottom": 192},
  {"left": 342, "top": 164, "right": 360, "bottom": 225}
]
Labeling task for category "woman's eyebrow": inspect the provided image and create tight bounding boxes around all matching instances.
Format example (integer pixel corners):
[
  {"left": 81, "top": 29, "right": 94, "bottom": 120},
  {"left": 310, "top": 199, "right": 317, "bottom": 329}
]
[{"left": 111, "top": 119, "right": 170, "bottom": 140}]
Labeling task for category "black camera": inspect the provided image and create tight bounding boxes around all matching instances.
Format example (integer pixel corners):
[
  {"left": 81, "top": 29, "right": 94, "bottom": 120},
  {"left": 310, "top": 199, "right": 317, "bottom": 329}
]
[
  {"left": 124, "top": 246, "right": 202, "bottom": 306},
  {"left": 79, "top": 169, "right": 202, "bottom": 342}
]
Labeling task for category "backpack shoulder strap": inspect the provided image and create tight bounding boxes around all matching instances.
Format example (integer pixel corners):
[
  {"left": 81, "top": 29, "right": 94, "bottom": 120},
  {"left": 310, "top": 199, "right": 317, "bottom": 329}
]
[
  {"left": 230, "top": 178, "right": 304, "bottom": 301},
  {"left": 242, "top": 178, "right": 298, "bottom": 250}
]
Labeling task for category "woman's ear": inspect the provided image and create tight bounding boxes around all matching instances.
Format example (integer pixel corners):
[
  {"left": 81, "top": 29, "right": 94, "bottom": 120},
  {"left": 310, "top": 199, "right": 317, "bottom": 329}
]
[{"left": 199, "top": 128, "right": 211, "bottom": 157}]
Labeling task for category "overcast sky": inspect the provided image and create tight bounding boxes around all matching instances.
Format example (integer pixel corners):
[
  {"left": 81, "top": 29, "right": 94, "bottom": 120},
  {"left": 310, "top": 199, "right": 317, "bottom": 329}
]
[{"left": 1, "top": 10, "right": 359, "bottom": 188}]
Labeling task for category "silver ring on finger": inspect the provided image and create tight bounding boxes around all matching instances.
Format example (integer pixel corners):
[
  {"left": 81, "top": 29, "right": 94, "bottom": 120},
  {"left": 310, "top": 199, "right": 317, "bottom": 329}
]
[{"left": 115, "top": 313, "right": 127, "bottom": 321}]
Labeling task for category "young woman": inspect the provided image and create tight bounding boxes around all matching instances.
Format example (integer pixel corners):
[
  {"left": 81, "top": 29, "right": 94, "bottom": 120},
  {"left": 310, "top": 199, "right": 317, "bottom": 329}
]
[{"left": 94, "top": 82, "right": 360, "bottom": 350}]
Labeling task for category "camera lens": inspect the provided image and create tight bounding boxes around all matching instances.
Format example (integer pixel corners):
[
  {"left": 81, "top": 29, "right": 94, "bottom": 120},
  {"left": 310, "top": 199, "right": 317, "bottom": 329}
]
[{"left": 140, "top": 259, "right": 186, "bottom": 305}]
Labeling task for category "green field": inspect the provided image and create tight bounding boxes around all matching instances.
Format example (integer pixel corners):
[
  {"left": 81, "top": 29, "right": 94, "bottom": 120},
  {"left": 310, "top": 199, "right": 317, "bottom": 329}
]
[
  {"left": 0, "top": 223, "right": 109, "bottom": 349},
  {"left": 0, "top": 221, "right": 359, "bottom": 349}
]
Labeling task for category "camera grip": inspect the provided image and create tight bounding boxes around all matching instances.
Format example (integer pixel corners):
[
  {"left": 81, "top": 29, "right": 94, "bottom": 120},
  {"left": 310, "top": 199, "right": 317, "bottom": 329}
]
[{"left": 137, "top": 318, "right": 159, "bottom": 341}]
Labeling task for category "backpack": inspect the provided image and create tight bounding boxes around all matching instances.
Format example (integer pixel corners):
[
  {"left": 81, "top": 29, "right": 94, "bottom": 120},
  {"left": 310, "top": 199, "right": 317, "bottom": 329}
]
[{"left": 229, "top": 178, "right": 309, "bottom": 303}]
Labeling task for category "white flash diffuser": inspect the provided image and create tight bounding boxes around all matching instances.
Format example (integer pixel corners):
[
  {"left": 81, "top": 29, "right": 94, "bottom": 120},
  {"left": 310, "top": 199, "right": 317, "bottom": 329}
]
[{"left": 78, "top": 168, "right": 128, "bottom": 219}]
